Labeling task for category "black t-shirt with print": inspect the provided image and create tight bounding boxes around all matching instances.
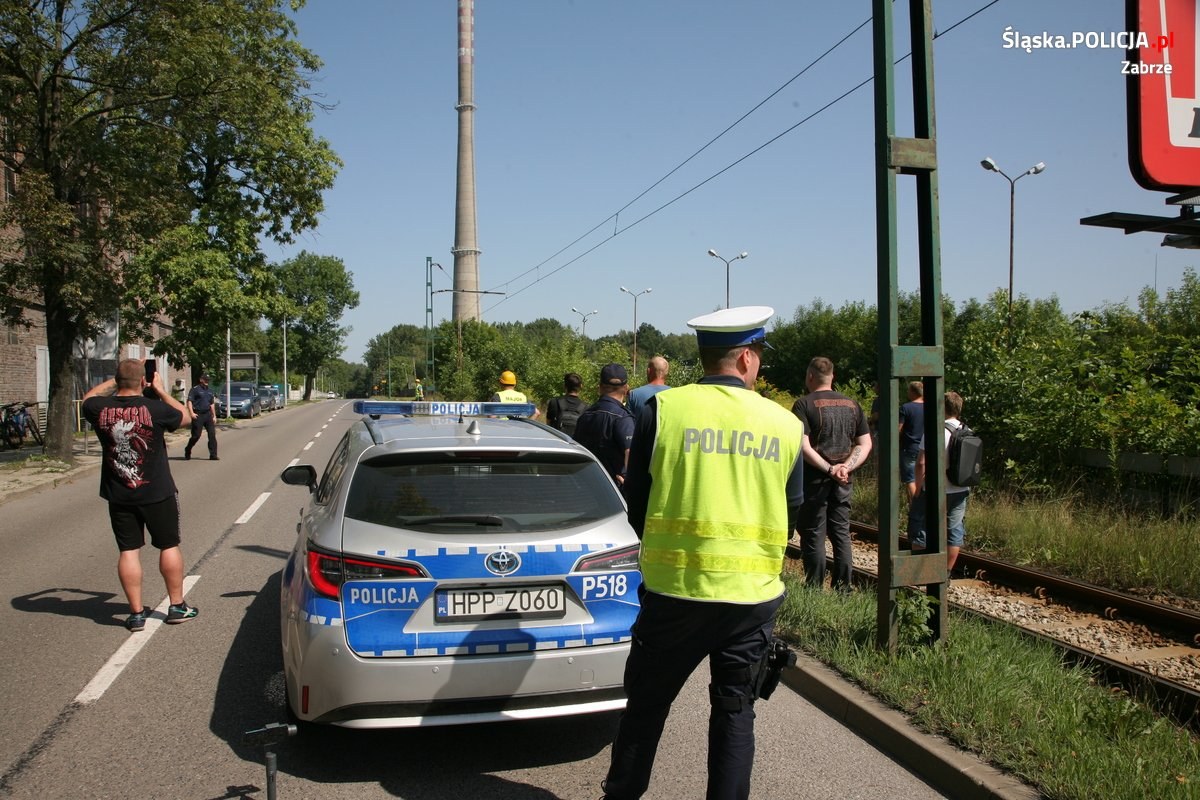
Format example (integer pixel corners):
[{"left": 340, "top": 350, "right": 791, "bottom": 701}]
[{"left": 83, "top": 395, "right": 182, "bottom": 505}]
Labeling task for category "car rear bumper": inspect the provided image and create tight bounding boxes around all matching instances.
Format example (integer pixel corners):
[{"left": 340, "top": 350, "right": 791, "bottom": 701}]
[{"left": 286, "top": 623, "right": 630, "bottom": 727}]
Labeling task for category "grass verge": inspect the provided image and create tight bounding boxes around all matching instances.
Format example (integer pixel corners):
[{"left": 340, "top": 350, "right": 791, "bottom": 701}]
[
  {"left": 849, "top": 477, "right": 1200, "bottom": 603},
  {"left": 777, "top": 575, "right": 1199, "bottom": 800}
]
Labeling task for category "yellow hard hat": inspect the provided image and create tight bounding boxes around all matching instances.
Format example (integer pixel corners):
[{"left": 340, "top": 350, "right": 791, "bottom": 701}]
[{"left": 500, "top": 370, "right": 517, "bottom": 385}]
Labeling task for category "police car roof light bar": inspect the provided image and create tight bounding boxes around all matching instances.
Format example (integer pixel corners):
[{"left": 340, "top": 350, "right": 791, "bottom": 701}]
[{"left": 352, "top": 400, "right": 537, "bottom": 419}]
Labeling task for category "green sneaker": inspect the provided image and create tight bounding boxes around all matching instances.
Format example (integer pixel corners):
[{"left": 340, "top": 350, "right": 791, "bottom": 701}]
[
  {"left": 125, "top": 608, "right": 149, "bottom": 632},
  {"left": 166, "top": 602, "right": 198, "bottom": 624}
]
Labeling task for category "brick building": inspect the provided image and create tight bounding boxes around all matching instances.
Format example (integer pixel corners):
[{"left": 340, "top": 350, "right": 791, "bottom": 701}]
[{"left": 1, "top": 157, "right": 190, "bottom": 430}]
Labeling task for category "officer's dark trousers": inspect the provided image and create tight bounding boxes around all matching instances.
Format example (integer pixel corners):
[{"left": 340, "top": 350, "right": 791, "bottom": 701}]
[
  {"left": 602, "top": 588, "right": 782, "bottom": 800},
  {"left": 799, "top": 477, "right": 854, "bottom": 591},
  {"left": 185, "top": 411, "right": 217, "bottom": 458}
]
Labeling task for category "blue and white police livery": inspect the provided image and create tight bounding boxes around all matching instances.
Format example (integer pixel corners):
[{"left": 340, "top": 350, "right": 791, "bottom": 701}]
[{"left": 279, "top": 401, "right": 642, "bottom": 728}]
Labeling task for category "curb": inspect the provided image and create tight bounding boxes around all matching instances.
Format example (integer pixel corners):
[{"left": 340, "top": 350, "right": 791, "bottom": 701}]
[
  {"left": 0, "top": 459, "right": 101, "bottom": 506},
  {"left": 782, "top": 653, "right": 1040, "bottom": 800}
]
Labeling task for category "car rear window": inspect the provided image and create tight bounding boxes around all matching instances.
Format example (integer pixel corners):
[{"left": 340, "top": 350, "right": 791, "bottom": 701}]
[{"left": 345, "top": 452, "right": 625, "bottom": 533}]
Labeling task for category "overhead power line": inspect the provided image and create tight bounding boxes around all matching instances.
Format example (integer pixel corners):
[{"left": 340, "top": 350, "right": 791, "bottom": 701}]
[{"left": 484, "top": 0, "right": 1002, "bottom": 314}]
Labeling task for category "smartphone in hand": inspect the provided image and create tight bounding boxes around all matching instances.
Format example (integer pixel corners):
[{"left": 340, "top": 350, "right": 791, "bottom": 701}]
[{"left": 143, "top": 360, "right": 157, "bottom": 398}]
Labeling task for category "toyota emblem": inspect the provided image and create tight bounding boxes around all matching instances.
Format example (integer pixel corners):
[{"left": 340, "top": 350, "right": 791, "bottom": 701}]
[{"left": 484, "top": 549, "right": 521, "bottom": 576}]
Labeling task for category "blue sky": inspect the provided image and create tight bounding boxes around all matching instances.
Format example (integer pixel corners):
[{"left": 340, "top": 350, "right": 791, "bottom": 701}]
[{"left": 267, "top": 1, "right": 1198, "bottom": 363}]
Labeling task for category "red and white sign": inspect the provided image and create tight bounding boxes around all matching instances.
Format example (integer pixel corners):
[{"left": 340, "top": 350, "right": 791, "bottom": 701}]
[{"left": 1129, "top": 0, "right": 1200, "bottom": 190}]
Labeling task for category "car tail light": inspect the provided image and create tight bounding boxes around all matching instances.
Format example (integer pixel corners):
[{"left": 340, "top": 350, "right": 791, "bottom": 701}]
[
  {"left": 575, "top": 544, "right": 640, "bottom": 572},
  {"left": 305, "top": 547, "right": 426, "bottom": 600}
]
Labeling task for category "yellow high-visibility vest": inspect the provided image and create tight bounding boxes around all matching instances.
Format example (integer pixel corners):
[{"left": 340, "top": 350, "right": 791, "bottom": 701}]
[
  {"left": 641, "top": 383, "right": 803, "bottom": 603},
  {"left": 495, "top": 388, "right": 527, "bottom": 403}
]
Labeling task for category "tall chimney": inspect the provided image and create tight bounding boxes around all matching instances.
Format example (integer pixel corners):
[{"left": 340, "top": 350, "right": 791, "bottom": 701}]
[{"left": 452, "top": 0, "right": 481, "bottom": 322}]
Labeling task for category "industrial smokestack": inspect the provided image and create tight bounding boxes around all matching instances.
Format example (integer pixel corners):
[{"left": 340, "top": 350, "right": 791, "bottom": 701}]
[{"left": 452, "top": 0, "right": 481, "bottom": 322}]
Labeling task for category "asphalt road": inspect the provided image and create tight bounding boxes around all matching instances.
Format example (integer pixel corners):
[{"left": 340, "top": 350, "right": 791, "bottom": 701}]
[{"left": 0, "top": 401, "right": 945, "bottom": 800}]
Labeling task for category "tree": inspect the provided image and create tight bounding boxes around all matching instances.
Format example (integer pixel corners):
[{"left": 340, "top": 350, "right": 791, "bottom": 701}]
[
  {"left": 122, "top": 224, "right": 271, "bottom": 381},
  {"left": 0, "top": 0, "right": 339, "bottom": 459},
  {"left": 274, "top": 252, "right": 358, "bottom": 400}
]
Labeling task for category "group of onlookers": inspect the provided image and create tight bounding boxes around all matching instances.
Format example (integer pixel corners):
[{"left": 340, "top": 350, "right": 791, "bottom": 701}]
[{"left": 494, "top": 309, "right": 973, "bottom": 798}]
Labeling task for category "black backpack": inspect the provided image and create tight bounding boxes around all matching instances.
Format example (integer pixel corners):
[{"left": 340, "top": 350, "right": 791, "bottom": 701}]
[
  {"left": 946, "top": 420, "right": 983, "bottom": 487},
  {"left": 554, "top": 396, "right": 586, "bottom": 437}
]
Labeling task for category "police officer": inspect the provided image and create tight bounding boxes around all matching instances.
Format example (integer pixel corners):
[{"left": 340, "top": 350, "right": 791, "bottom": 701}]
[
  {"left": 601, "top": 306, "right": 804, "bottom": 800},
  {"left": 489, "top": 370, "right": 540, "bottom": 419},
  {"left": 573, "top": 364, "right": 635, "bottom": 487},
  {"left": 184, "top": 373, "right": 218, "bottom": 460}
]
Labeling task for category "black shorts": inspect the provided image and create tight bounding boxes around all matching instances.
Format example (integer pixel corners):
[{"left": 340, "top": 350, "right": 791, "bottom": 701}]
[{"left": 108, "top": 494, "right": 182, "bottom": 551}]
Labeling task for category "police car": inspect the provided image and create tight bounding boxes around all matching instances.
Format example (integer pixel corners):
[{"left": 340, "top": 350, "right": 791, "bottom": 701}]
[{"left": 278, "top": 400, "right": 642, "bottom": 728}]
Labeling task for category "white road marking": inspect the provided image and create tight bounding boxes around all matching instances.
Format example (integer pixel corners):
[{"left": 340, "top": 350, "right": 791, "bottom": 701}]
[
  {"left": 75, "top": 575, "right": 202, "bottom": 706},
  {"left": 287, "top": 458, "right": 299, "bottom": 467},
  {"left": 314, "top": 431, "right": 322, "bottom": 438},
  {"left": 303, "top": 441, "right": 314, "bottom": 451},
  {"left": 235, "top": 492, "right": 271, "bottom": 524}
]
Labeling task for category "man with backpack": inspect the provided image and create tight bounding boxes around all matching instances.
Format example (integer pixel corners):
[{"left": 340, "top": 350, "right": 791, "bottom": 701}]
[
  {"left": 546, "top": 372, "right": 586, "bottom": 437},
  {"left": 908, "top": 391, "right": 980, "bottom": 572}
]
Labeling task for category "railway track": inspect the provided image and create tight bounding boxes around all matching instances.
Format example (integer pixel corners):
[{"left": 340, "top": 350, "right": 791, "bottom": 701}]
[{"left": 793, "top": 522, "right": 1200, "bottom": 731}]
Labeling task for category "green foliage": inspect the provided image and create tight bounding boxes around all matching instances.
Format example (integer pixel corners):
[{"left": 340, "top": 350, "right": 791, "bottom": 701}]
[
  {"left": 777, "top": 577, "right": 1200, "bottom": 800},
  {"left": 273, "top": 252, "right": 359, "bottom": 399},
  {"left": 0, "top": 0, "right": 339, "bottom": 459}
]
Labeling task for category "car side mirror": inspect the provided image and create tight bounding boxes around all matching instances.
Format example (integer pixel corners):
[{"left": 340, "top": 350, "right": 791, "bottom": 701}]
[{"left": 280, "top": 465, "right": 318, "bottom": 493}]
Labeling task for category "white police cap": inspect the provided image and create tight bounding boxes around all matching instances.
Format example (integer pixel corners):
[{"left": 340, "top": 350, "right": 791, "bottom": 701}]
[{"left": 686, "top": 305, "right": 775, "bottom": 349}]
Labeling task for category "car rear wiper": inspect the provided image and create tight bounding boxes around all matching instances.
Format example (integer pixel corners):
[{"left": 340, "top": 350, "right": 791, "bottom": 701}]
[{"left": 402, "top": 514, "right": 505, "bottom": 527}]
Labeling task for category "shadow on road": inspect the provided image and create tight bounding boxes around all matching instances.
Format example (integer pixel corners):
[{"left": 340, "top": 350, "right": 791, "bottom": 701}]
[
  {"left": 11, "top": 587, "right": 124, "bottom": 627},
  {"left": 209, "top": 569, "right": 619, "bottom": 798}
]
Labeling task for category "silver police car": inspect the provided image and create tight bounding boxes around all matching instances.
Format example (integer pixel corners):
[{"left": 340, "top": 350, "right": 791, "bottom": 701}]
[{"left": 279, "top": 400, "right": 641, "bottom": 728}]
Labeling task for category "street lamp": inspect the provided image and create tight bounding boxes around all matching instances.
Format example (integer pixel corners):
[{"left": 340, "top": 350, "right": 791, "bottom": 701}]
[
  {"left": 980, "top": 157, "right": 1045, "bottom": 329},
  {"left": 571, "top": 307, "right": 599, "bottom": 338},
  {"left": 619, "top": 286, "right": 652, "bottom": 375},
  {"left": 707, "top": 248, "right": 748, "bottom": 308}
]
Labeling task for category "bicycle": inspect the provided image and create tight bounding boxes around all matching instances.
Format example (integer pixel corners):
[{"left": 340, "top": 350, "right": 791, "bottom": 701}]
[{"left": 1, "top": 401, "right": 43, "bottom": 450}]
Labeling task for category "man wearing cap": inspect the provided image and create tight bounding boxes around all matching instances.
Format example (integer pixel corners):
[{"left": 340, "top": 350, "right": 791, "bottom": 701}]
[
  {"left": 601, "top": 307, "right": 804, "bottom": 800},
  {"left": 414, "top": 378, "right": 424, "bottom": 401},
  {"left": 184, "top": 373, "right": 218, "bottom": 461},
  {"left": 573, "top": 364, "right": 635, "bottom": 488},
  {"left": 489, "top": 370, "right": 539, "bottom": 418}
]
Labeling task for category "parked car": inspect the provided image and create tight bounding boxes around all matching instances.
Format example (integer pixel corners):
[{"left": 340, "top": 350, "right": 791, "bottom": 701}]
[
  {"left": 257, "top": 386, "right": 279, "bottom": 412},
  {"left": 215, "top": 382, "right": 262, "bottom": 418},
  {"left": 278, "top": 400, "right": 641, "bottom": 729}
]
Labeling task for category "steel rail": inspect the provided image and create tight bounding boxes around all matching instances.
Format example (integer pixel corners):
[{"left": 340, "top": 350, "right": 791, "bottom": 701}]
[
  {"left": 836, "top": 521, "right": 1200, "bottom": 730},
  {"left": 848, "top": 521, "right": 1200, "bottom": 644}
]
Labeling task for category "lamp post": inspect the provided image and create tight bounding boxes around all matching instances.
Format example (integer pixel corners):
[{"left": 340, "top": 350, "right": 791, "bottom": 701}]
[
  {"left": 571, "top": 307, "right": 599, "bottom": 338},
  {"left": 980, "top": 157, "right": 1045, "bottom": 330},
  {"left": 619, "top": 286, "right": 651, "bottom": 374},
  {"left": 707, "top": 248, "right": 748, "bottom": 308}
]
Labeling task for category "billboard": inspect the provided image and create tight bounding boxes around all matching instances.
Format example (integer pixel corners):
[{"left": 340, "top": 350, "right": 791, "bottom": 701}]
[{"left": 1128, "top": 0, "right": 1200, "bottom": 191}]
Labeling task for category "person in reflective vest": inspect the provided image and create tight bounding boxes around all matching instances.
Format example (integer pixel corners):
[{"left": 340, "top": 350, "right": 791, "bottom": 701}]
[
  {"left": 489, "top": 369, "right": 540, "bottom": 419},
  {"left": 601, "top": 306, "right": 804, "bottom": 800}
]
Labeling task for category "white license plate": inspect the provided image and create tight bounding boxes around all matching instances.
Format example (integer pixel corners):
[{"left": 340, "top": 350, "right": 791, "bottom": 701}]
[{"left": 435, "top": 585, "right": 566, "bottom": 622}]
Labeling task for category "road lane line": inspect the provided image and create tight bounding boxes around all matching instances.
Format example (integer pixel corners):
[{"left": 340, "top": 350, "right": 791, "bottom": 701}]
[
  {"left": 287, "top": 458, "right": 299, "bottom": 467},
  {"left": 235, "top": 492, "right": 271, "bottom": 524},
  {"left": 74, "top": 575, "right": 201, "bottom": 706},
  {"left": 303, "top": 441, "right": 314, "bottom": 450}
]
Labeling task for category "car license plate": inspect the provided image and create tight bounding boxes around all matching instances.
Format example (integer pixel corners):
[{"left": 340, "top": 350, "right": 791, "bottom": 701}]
[{"left": 435, "top": 585, "right": 566, "bottom": 622}]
